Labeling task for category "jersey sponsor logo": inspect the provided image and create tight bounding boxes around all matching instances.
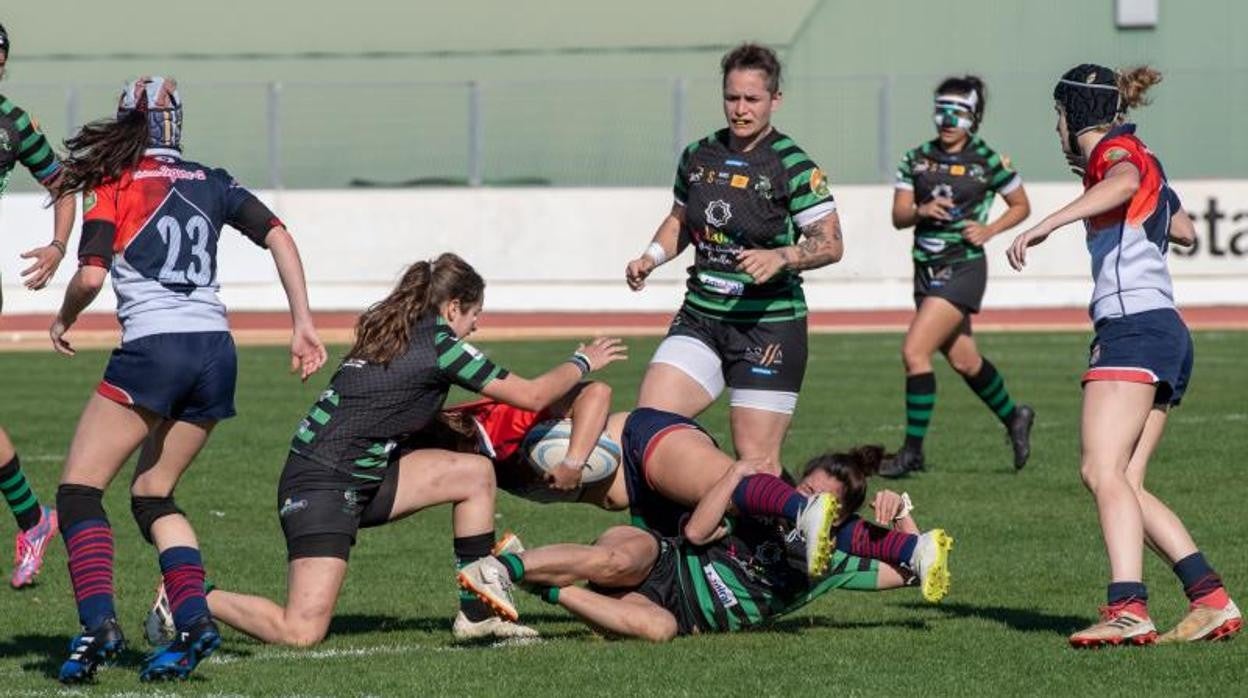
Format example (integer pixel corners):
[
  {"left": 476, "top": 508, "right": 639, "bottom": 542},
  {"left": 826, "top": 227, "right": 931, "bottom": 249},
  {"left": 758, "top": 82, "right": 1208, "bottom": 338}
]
[
  {"left": 950, "top": 164, "right": 966, "bottom": 176},
  {"left": 810, "top": 168, "right": 830, "bottom": 197},
  {"left": 730, "top": 174, "right": 750, "bottom": 189},
  {"left": 343, "top": 359, "right": 367, "bottom": 368},
  {"left": 697, "top": 272, "right": 745, "bottom": 297},
  {"left": 917, "top": 237, "right": 947, "bottom": 254},
  {"left": 278, "top": 497, "right": 309, "bottom": 518},
  {"left": 724, "top": 159, "right": 748, "bottom": 167},
  {"left": 461, "top": 341, "right": 485, "bottom": 360},
  {"left": 704, "top": 200, "right": 732, "bottom": 227},
  {"left": 133, "top": 165, "right": 207, "bottom": 182},
  {"left": 703, "top": 564, "right": 739, "bottom": 609},
  {"left": 745, "top": 343, "right": 783, "bottom": 367},
  {"left": 700, "top": 226, "right": 732, "bottom": 245}
]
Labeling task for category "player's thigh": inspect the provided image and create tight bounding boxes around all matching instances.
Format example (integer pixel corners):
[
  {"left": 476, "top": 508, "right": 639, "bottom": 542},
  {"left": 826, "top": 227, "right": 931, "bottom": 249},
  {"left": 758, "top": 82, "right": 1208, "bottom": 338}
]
[
  {"left": 590, "top": 527, "right": 660, "bottom": 587},
  {"left": 131, "top": 419, "right": 216, "bottom": 496},
  {"left": 645, "top": 429, "right": 733, "bottom": 506},
  {"left": 62, "top": 393, "right": 158, "bottom": 489},
  {"left": 904, "top": 297, "right": 967, "bottom": 362},
  {"left": 1124, "top": 407, "right": 1169, "bottom": 490},
  {"left": 386, "top": 449, "right": 495, "bottom": 520},
  {"left": 1080, "top": 381, "right": 1156, "bottom": 476},
  {"left": 641, "top": 309, "right": 725, "bottom": 415},
  {"left": 727, "top": 407, "right": 791, "bottom": 465}
]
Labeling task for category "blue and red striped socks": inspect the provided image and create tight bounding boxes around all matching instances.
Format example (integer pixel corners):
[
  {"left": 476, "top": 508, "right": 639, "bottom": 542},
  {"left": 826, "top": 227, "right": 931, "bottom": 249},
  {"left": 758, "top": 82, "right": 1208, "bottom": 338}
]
[
  {"left": 731, "top": 474, "right": 806, "bottom": 523},
  {"left": 1173, "top": 552, "right": 1229, "bottom": 609},
  {"left": 159, "top": 546, "right": 210, "bottom": 631},
  {"left": 834, "top": 516, "right": 917, "bottom": 566},
  {"left": 63, "top": 520, "right": 116, "bottom": 629}
]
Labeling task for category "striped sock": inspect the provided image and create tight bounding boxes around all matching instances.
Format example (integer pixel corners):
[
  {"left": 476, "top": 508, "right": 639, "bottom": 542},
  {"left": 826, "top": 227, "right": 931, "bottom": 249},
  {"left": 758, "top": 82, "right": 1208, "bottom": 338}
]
[
  {"left": 731, "top": 474, "right": 806, "bottom": 523},
  {"left": 904, "top": 373, "right": 936, "bottom": 452},
  {"left": 497, "top": 553, "right": 525, "bottom": 583},
  {"left": 1173, "top": 552, "right": 1229, "bottom": 609},
  {"left": 159, "top": 546, "right": 210, "bottom": 631},
  {"left": 963, "top": 358, "right": 1017, "bottom": 425},
  {"left": 454, "top": 532, "right": 495, "bottom": 622},
  {"left": 834, "top": 515, "right": 917, "bottom": 566},
  {"left": 0, "top": 454, "right": 42, "bottom": 531},
  {"left": 63, "top": 520, "right": 116, "bottom": 628}
]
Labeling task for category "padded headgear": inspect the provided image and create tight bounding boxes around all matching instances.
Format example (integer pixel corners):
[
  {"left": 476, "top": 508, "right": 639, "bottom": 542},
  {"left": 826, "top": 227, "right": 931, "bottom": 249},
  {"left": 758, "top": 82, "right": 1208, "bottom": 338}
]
[
  {"left": 1053, "top": 64, "right": 1121, "bottom": 153},
  {"left": 0, "top": 23, "right": 10, "bottom": 54},
  {"left": 118, "top": 76, "right": 183, "bottom": 150}
]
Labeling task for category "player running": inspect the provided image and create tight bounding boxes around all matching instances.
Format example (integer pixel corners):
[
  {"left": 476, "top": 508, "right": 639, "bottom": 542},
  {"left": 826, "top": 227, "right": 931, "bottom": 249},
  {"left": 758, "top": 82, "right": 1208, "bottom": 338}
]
[
  {"left": 49, "top": 77, "right": 327, "bottom": 683},
  {"left": 624, "top": 43, "right": 843, "bottom": 468},
  {"left": 197, "top": 254, "right": 627, "bottom": 647},
  {"left": 881, "top": 75, "right": 1034, "bottom": 478},
  {"left": 0, "top": 21, "right": 77, "bottom": 589},
  {"left": 1008, "top": 64, "right": 1241, "bottom": 648},
  {"left": 459, "top": 453, "right": 952, "bottom": 641}
]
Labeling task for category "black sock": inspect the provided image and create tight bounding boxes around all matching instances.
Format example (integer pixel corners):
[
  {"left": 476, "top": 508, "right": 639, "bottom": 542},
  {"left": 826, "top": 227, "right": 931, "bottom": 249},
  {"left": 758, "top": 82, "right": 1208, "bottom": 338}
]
[
  {"left": 962, "top": 358, "right": 1017, "bottom": 425},
  {"left": 903, "top": 373, "right": 936, "bottom": 452},
  {"left": 454, "top": 532, "right": 496, "bottom": 622}
]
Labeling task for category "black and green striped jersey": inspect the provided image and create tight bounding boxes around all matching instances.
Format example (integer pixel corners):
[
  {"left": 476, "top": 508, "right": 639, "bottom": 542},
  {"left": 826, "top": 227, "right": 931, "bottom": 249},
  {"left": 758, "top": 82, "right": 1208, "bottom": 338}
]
[
  {"left": 895, "top": 136, "right": 1020, "bottom": 265},
  {"left": 289, "top": 315, "right": 508, "bottom": 480},
  {"left": 673, "top": 519, "right": 878, "bottom": 633},
  {"left": 673, "top": 128, "right": 836, "bottom": 323},
  {"left": 0, "top": 94, "right": 61, "bottom": 197}
]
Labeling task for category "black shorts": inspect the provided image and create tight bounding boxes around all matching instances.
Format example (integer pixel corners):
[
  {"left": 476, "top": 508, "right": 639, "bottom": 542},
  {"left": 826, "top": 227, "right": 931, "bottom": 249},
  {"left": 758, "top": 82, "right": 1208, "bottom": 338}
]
[
  {"left": 634, "top": 532, "right": 698, "bottom": 636},
  {"left": 666, "top": 305, "right": 808, "bottom": 393},
  {"left": 621, "top": 408, "right": 712, "bottom": 537},
  {"left": 276, "top": 454, "right": 400, "bottom": 561},
  {"left": 913, "top": 256, "right": 988, "bottom": 314}
]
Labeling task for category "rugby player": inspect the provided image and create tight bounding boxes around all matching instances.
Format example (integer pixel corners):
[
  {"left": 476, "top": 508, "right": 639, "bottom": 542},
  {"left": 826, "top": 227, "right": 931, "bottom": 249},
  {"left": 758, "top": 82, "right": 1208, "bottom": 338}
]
[
  {"left": 1008, "top": 64, "right": 1240, "bottom": 647},
  {"left": 882, "top": 75, "right": 1034, "bottom": 478}
]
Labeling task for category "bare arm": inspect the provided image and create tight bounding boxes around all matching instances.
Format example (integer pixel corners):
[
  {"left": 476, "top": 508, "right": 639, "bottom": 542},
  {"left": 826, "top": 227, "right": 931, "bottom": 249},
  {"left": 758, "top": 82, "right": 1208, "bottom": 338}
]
[
  {"left": 546, "top": 381, "right": 614, "bottom": 490},
  {"left": 780, "top": 211, "right": 844, "bottom": 271},
  {"left": 892, "top": 188, "right": 918, "bottom": 229},
  {"left": 1169, "top": 208, "right": 1197, "bottom": 247},
  {"left": 1007, "top": 163, "right": 1140, "bottom": 270},
  {"left": 683, "top": 460, "right": 762, "bottom": 545},
  {"left": 20, "top": 185, "right": 77, "bottom": 290},
  {"left": 266, "top": 226, "right": 327, "bottom": 381},
  {"left": 480, "top": 338, "right": 627, "bottom": 413},
  {"left": 49, "top": 265, "right": 108, "bottom": 356},
  {"left": 625, "top": 203, "right": 689, "bottom": 291},
  {"left": 962, "top": 185, "right": 1031, "bottom": 246}
]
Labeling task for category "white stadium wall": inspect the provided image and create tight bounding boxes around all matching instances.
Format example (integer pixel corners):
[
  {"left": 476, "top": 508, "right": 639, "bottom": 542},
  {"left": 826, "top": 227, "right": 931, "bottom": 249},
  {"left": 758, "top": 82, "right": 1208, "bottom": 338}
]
[{"left": 1, "top": 182, "right": 1245, "bottom": 315}]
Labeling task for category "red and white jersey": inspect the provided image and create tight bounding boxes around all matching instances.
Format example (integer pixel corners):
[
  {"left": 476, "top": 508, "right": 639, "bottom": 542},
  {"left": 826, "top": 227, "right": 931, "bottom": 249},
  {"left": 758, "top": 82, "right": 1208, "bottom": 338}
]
[
  {"left": 1082, "top": 124, "right": 1178, "bottom": 322},
  {"left": 78, "top": 148, "right": 280, "bottom": 342},
  {"left": 445, "top": 398, "right": 551, "bottom": 464}
]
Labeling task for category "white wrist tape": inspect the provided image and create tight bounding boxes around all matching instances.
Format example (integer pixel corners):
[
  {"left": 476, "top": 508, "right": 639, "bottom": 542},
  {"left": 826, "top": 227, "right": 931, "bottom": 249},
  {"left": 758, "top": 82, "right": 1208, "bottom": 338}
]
[
  {"left": 895, "top": 492, "right": 915, "bottom": 522},
  {"left": 644, "top": 242, "right": 669, "bottom": 266}
]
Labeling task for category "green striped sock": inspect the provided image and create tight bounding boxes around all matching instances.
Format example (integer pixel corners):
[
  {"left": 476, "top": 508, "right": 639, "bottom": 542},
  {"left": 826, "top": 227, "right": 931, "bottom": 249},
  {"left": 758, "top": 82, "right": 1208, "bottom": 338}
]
[
  {"left": 498, "top": 553, "right": 525, "bottom": 583},
  {"left": 903, "top": 373, "right": 936, "bottom": 452},
  {"left": 964, "top": 358, "right": 1017, "bottom": 425},
  {"left": 0, "top": 454, "right": 42, "bottom": 531}
]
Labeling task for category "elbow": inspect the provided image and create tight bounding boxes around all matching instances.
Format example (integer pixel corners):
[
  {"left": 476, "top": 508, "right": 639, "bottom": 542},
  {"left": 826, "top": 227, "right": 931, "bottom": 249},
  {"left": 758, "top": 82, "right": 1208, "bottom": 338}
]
[
  {"left": 77, "top": 267, "right": 107, "bottom": 293},
  {"left": 826, "top": 244, "right": 844, "bottom": 264}
]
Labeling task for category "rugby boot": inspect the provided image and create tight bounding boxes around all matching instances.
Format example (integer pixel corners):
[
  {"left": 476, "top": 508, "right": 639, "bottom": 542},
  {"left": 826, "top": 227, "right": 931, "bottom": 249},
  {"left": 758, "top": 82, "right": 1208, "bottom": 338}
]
[
  {"left": 492, "top": 531, "right": 525, "bottom": 556},
  {"left": 1007, "top": 404, "right": 1035, "bottom": 470},
  {"left": 457, "top": 557, "right": 519, "bottom": 622},
  {"left": 1069, "top": 601, "right": 1157, "bottom": 648},
  {"left": 451, "top": 611, "right": 539, "bottom": 642},
  {"left": 789, "top": 493, "right": 838, "bottom": 578},
  {"left": 139, "top": 616, "right": 221, "bottom": 682},
  {"left": 879, "top": 447, "right": 924, "bottom": 479},
  {"left": 1158, "top": 599, "right": 1242, "bottom": 643},
  {"left": 144, "top": 582, "right": 176, "bottom": 646},
  {"left": 11, "top": 505, "right": 56, "bottom": 588},
  {"left": 59, "top": 617, "right": 125, "bottom": 684},
  {"left": 908, "top": 529, "right": 953, "bottom": 603}
]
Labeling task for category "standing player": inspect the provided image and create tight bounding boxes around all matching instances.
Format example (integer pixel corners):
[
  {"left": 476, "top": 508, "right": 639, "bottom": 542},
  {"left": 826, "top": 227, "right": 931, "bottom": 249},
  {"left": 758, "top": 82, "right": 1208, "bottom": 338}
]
[
  {"left": 0, "top": 21, "right": 77, "bottom": 589},
  {"left": 882, "top": 76, "right": 1034, "bottom": 478},
  {"left": 624, "top": 43, "right": 843, "bottom": 466},
  {"left": 49, "top": 76, "right": 327, "bottom": 683},
  {"left": 1008, "top": 64, "right": 1240, "bottom": 647},
  {"left": 199, "top": 255, "right": 627, "bottom": 648}
]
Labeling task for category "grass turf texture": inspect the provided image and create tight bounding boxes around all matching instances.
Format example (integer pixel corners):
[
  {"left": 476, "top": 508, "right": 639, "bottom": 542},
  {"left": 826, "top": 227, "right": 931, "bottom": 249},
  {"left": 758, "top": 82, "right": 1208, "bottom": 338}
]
[{"left": 0, "top": 330, "right": 1245, "bottom": 696}]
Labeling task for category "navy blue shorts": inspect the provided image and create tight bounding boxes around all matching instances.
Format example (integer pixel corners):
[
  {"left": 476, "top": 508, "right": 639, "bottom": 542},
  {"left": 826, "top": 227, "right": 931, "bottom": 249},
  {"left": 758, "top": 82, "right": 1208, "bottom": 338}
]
[
  {"left": 98, "top": 331, "right": 238, "bottom": 421},
  {"left": 1084, "top": 308, "right": 1194, "bottom": 406},
  {"left": 621, "top": 408, "right": 715, "bottom": 537}
]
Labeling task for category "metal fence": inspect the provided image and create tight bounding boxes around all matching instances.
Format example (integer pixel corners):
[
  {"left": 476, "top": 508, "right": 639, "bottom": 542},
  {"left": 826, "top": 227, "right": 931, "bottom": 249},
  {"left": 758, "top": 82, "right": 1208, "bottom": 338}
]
[{"left": 7, "top": 71, "right": 1248, "bottom": 191}]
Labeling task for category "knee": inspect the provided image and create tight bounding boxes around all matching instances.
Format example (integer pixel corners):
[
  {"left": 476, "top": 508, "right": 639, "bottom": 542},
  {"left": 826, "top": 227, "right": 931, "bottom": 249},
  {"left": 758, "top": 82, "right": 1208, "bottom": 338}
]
[
  {"left": 462, "top": 454, "right": 496, "bottom": 490},
  {"left": 900, "top": 343, "right": 930, "bottom": 372},
  {"left": 594, "top": 549, "right": 639, "bottom": 586},
  {"left": 57, "top": 483, "right": 108, "bottom": 533},
  {"left": 581, "top": 380, "right": 612, "bottom": 404},
  {"left": 636, "top": 615, "right": 678, "bottom": 643},
  {"left": 283, "top": 624, "right": 328, "bottom": 648},
  {"left": 130, "top": 495, "right": 183, "bottom": 545}
]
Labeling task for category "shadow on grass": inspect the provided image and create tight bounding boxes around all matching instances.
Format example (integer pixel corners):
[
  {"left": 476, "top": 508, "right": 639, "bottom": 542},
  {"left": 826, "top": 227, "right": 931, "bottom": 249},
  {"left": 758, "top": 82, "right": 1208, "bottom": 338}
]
[
  {"left": 0, "top": 632, "right": 148, "bottom": 680},
  {"left": 903, "top": 601, "right": 1087, "bottom": 635},
  {"left": 327, "top": 613, "right": 592, "bottom": 641},
  {"left": 767, "top": 617, "right": 929, "bottom": 634}
]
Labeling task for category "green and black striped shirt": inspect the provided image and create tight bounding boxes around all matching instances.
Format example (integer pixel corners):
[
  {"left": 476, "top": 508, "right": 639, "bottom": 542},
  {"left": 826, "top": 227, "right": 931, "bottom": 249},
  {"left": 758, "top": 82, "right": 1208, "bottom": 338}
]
[
  {"left": 0, "top": 94, "right": 61, "bottom": 197},
  {"left": 674, "top": 129, "right": 836, "bottom": 323}
]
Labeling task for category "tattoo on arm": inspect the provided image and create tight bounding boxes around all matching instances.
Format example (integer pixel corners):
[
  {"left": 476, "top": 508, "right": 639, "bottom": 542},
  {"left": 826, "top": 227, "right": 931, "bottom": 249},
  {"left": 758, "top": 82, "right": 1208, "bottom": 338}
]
[{"left": 787, "top": 218, "right": 841, "bottom": 270}]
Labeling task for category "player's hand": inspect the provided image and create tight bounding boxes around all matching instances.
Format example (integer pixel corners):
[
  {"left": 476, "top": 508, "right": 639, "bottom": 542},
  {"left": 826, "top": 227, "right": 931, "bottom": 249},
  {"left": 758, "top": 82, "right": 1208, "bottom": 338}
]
[
  {"left": 20, "top": 244, "right": 65, "bottom": 290},
  {"left": 736, "top": 249, "right": 787, "bottom": 284},
  {"left": 576, "top": 336, "right": 627, "bottom": 371},
  {"left": 290, "top": 322, "right": 328, "bottom": 381},
  {"left": 625, "top": 256, "right": 656, "bottom": 291},
  {"left": 917, "top": 197, "right": 955, "bottom": 222},
  {"left": 961, "top": 221, "right": 995, "bottom": 246},
  {"left": 546, "top": 463, "right": 585, "bottom": 491},
  {"left": 871, "top": 490, "right": 906, "bottom": 524},
  {"left": 1006, "top": 224, "right": 1052, "bottom": 271},
  {"left": 49, "top": 316, "right": 75, "bottom": 356}
]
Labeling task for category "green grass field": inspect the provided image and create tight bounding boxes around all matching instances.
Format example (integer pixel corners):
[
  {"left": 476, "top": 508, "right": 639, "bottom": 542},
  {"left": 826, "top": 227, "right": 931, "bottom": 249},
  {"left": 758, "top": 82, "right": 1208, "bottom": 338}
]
[{"left": 0, "top": 331, "right": 1246, "bottom": 696}]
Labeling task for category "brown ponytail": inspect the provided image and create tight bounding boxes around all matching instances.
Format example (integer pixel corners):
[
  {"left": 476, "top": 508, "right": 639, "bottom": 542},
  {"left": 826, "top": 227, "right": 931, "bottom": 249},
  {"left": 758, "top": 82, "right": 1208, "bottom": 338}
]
[
  {"left": 347, "top": 252, "right": 484, "bottom": 365},
  {"left": 800, "top": 445, "right": 886, "bottom": 516},
  {"left": 57, "top": 111, "right": 150, "bottom": 197},
  {"left": 1117, "top": 65, "right": 1162, "bottom": 111}
]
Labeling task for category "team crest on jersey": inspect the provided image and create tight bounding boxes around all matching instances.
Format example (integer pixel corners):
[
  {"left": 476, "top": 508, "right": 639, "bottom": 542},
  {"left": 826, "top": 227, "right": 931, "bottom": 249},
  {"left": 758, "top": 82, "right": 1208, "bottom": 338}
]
[
  {"left": 689, "top": 165, "right": 705, "bottom": 184},
  {"left": 810, "top": 168, "right": 830, "bottom": 197},
  {"left": 705, "top": 200, "right": 732, "bottom": 227},
  {"left": 1104, "top": 147, "right": 1130, "bottom": 163},
  {"left": 83, "top": 191, "right": 97, "bottom": 213},
  {"left": 753, "top": 175, "right": 773, "bottom": 200}
]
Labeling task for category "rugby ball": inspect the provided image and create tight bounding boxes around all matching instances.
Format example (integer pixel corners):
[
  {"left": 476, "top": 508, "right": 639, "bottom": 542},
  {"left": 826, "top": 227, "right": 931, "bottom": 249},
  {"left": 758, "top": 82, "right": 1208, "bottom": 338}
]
[{"left": 521, "top": 418, "right": 622, "bottom": 485}]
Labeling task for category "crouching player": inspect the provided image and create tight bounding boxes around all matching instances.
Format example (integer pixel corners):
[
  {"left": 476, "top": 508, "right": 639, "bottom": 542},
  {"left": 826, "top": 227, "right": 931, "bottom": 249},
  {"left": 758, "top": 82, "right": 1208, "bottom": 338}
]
[{"left": 459, "top": 453, "right": 952, "bottom": 641}]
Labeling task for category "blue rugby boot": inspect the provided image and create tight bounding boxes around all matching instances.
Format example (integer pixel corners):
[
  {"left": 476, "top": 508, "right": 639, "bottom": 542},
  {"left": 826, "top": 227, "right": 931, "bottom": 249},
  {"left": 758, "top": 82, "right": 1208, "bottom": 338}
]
[
  {"left": 59, "top": 617, "right": 125, "bottom": 684},
  {"left": 139, "top": 617, "right": 221, "bottom": 682}
]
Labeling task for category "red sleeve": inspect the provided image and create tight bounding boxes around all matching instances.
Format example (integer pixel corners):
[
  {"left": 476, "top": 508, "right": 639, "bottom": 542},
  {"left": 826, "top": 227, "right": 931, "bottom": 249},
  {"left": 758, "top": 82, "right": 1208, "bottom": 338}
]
[
  {"left": 1090, "top": 137, "right": 1148, "bottom": 183},
  {"left": 78, "top": 181, "right": 118, "bottom": 268}
]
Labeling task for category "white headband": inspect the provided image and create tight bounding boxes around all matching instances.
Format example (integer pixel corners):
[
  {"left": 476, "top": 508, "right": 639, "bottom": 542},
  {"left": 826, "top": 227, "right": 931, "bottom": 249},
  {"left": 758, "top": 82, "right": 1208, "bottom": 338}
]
[{"left": 935, "top": 91, "right": 978, "bottom": 112}]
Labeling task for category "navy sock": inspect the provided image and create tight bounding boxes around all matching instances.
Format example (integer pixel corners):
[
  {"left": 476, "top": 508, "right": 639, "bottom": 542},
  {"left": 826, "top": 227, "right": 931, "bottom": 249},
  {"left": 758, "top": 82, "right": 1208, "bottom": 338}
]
[
  {"left": 833, "top": 515, "right": 918, "bottom": 566},
  {"left": 1107, "top": 581, "right": 1149, "bottom": 606},
  {"left": 159, "top": 546, "right": 210, "bottom": 631},
  {"left": 1173, "top": 552, "right": 1225, "bottom": 603},
  {"left": 731, "top": 474, "right": 806, "bottom": 523}
]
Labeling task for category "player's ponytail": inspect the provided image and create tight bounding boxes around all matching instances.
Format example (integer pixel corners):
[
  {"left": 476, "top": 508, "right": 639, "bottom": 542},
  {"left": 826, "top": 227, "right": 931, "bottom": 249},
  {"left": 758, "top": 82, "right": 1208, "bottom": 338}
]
[
  {"left": 56, "top": 111, "right": 149, "bottom": 197},
  {"left": 1117, "top": 65, "right": 1162, "bottom": 111},
  {"left": 799, "top": 445, "right": 886, "bottom": 516},
  {"left": 348, "top": 253, "right": 485, "bottom": 365}
]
